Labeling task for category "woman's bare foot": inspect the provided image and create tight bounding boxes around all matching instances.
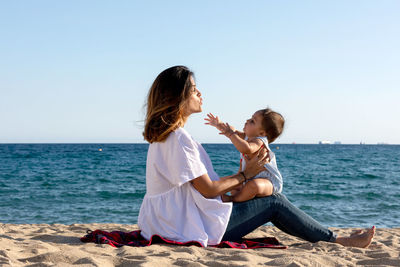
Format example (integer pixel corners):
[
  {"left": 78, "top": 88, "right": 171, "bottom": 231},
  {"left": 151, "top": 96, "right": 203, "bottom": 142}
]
[
  {"left": 335, "top": 226, "right": 375, "bottom": 248},
  {"left": 350, "top": 229, "right": 363, "bottom": 237}
]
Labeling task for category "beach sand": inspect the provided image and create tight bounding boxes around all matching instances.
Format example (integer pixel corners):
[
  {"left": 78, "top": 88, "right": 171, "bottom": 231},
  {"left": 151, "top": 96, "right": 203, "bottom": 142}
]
[{"left": 0, "top": 223, "right": 399, "bottom": 266}]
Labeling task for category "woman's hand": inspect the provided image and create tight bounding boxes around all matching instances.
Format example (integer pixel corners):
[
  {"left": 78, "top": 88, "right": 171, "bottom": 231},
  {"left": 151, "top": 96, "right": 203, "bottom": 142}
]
[{"left": 242, "top": 147, "right": 270, "bottom": 179}]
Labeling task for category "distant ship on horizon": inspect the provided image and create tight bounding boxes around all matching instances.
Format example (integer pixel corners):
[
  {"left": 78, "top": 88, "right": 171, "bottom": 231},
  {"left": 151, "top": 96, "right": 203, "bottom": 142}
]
[
  {"left": 319, "top": 140, "right": 332, "bottom": 144},
  {"left": 377, "top": 142, "right": 389, "bottom": 145},
  {"left": 318, "top": 141, "right": 342, "bottom": 145}
]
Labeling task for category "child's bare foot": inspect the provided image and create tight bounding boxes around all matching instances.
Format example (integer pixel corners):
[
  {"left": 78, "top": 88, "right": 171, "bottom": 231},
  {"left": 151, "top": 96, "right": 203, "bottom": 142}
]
[
  {"left": 335, "top": 226, "right": 375, "bottom": 248},
  {"left": 221, "top": 194, "right": 232, "bottom": 202}
]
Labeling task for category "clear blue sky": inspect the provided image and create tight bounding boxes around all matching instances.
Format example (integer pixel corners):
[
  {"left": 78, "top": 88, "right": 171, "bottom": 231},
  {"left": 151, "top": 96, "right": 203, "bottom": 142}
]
[{"left": 1, "top": 1, "right": 399, "bottom": 144}]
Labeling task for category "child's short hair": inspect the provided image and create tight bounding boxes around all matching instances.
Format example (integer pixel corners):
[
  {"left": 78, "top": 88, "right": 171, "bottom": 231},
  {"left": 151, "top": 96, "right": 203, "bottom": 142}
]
[{"left": 259, "top": 108, "right": 285, "bottom": 143}]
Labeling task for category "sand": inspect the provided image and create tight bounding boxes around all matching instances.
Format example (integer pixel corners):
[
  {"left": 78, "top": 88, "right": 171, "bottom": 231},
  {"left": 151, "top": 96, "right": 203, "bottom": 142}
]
[{"left": 0, "top": 223, "right": 399, "bottom": 266}]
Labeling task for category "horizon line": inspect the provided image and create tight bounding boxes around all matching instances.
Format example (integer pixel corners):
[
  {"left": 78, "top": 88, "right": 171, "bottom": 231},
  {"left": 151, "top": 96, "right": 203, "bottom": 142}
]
[{"left": 0, "top": 142, "right": 398, "bottom": 145}]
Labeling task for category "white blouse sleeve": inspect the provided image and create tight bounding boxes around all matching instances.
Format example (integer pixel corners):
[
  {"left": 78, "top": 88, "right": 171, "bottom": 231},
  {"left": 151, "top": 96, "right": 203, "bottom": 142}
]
[{"left": 165, "top": 131, "right": 208, "bottom": 186}]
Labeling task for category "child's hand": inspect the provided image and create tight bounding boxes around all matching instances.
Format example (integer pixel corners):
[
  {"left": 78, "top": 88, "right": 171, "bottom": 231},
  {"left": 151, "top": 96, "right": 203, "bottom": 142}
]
[
  {"left": 204, "top": 113, "right": 224, "bottom": 131},
  {"left": 205, "top": 113, "right": 237, "bottom": 137},
  {"left": 218, "top": 123, "right": 236, "bottom": 137},
  {"left": 221, "top": 194, "right": 233, "bottom": 202}
]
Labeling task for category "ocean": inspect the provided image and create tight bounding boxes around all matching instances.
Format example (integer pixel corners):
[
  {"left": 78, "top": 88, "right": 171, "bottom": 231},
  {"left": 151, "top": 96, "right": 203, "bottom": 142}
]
[{"left": 1, "top": 144, "right": 399, "bottom": 228}]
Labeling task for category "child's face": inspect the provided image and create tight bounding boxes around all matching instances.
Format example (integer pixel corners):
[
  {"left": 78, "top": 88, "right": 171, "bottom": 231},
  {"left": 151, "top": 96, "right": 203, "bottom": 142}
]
[{"left": 243, "top": 111, "right": 265, "bottom": 138}]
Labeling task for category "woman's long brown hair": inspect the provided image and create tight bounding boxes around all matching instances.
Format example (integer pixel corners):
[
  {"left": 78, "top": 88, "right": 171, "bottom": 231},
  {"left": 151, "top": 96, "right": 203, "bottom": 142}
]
[{"left": 143, "top": 66, "right": 194, "bottom": 143}]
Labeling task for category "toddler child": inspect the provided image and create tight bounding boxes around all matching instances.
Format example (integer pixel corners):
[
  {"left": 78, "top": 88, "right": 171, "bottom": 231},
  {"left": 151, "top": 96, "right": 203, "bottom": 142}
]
[{"left": 205, "top": 108, "right": 284, "bottom": 202}]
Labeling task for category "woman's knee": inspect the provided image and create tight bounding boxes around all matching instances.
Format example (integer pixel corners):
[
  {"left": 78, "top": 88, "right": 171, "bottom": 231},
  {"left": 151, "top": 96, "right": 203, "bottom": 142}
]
[{"left": 255, "top": 193, "right": 288, "bottom": 208}]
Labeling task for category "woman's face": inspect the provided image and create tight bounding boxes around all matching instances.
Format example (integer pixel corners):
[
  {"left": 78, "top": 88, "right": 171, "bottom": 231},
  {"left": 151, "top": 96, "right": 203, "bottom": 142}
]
[{"left": 183, "top": 76, "right": 202, "bottom": 117}]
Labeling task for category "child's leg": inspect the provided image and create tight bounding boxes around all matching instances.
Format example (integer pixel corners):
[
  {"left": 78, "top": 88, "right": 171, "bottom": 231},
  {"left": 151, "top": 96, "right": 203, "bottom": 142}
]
[{"left": 231, "top": 179, "right": 274, "bottom": 202}]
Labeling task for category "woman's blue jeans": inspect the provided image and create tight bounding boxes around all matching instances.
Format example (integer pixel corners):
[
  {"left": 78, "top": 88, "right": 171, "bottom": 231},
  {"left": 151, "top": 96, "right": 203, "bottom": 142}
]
[{"left": 222, "top": 193, "right": 337, "bottom": 243}]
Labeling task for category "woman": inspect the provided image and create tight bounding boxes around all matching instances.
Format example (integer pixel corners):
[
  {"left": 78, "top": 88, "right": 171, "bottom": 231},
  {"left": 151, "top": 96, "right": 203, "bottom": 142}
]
[{"left": 138, "top": 65, "right": 375, "bottom": 248}]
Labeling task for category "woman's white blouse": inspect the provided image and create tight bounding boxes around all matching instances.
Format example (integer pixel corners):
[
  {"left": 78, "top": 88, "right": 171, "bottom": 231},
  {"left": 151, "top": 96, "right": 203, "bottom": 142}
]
[{"left": 138, "top": 128, "right": 232, "bottom": 247}]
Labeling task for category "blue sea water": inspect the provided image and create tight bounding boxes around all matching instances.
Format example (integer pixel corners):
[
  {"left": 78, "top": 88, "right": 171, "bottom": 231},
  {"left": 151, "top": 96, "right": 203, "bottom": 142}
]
[{"left": 0, "top": 144, "right": 399, "bottom": 228}]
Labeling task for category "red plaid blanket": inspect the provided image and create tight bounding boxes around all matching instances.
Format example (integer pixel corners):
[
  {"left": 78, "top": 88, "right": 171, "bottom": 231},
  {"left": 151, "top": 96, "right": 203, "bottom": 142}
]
[{"left": 80, "top": 229, "right": 287, "bottom": 249}]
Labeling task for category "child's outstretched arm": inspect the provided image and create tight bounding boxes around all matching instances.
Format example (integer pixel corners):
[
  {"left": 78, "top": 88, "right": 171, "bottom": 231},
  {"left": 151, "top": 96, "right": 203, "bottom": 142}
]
[
  {"left": 205, "top": 113, "right": 245, "bottom": 138},
  {"left": 204, "top": 113, "right": 226, "bottom": 133},
  {"left": 205, "top": 113, "right": 262, "bottom": 154},
  {"left": 228, "top": 131, "right": 263, "bottom": 154}
]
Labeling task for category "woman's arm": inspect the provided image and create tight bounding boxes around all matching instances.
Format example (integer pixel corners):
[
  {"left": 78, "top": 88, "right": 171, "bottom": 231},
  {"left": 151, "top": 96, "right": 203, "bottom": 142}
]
[
  {"left": 190, "top": 172, "right": 246, "bottom": 198},
  {"left": 191, "top": 148, "right": 269, "bottom": 198},
  {"left": 221, "top": 159, "right": 244, "bottom": 200}
]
